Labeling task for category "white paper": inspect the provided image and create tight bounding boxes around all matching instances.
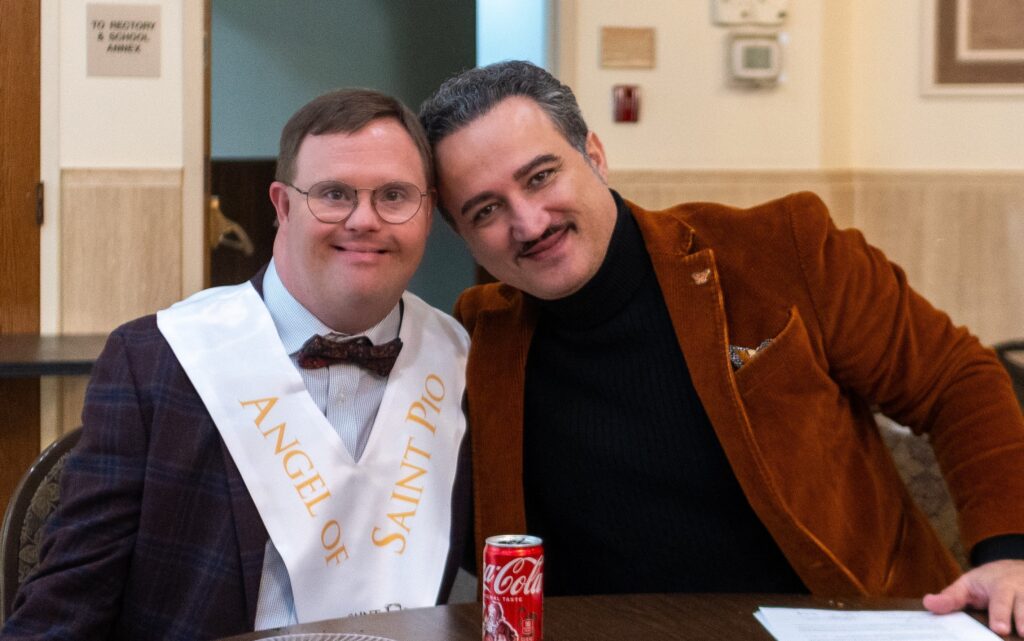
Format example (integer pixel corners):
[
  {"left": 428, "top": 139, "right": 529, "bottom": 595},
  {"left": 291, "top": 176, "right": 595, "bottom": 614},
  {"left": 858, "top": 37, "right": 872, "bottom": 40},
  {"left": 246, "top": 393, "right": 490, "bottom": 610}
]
[{"left": 754, "top": 608, "right": 1001, "bottom": 641}]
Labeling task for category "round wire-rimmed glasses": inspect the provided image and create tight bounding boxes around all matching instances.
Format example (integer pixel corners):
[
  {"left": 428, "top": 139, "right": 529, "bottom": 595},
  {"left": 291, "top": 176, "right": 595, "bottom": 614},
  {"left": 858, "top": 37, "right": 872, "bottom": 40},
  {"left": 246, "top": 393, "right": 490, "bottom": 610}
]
[{"left": 285, "top": 180, "right": 429, "bottom": 224}]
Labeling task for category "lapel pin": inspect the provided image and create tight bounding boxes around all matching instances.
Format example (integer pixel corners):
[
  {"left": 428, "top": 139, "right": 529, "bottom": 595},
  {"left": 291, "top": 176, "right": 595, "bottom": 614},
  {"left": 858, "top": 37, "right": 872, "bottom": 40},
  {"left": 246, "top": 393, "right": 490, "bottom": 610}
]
[{"left": 691, "top": 268, "right": 711, "bottom": 285}]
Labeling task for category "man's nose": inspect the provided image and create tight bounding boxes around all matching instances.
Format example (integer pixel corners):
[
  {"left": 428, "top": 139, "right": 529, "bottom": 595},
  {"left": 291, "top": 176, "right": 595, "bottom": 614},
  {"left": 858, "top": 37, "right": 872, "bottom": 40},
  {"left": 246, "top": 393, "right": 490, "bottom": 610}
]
[
  {"left": 344, "top": 196, "right": 382, "bottom": 231},
  {"left": 509, "top": 201, "right": 551, "bottom": 243}
]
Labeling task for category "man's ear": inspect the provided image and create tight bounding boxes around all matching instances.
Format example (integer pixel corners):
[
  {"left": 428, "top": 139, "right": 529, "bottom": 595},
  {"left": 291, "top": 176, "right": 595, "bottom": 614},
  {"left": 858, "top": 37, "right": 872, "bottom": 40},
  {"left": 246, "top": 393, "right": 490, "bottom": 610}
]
[
  {"left": 269, "top": 181, "right": 291, "bottom": 226},
  {"left": 584, "top": 131, "right": 609, "bottom": 182},
  {"left": 424, "top": 190, "right": 437, "bottom": 230}
]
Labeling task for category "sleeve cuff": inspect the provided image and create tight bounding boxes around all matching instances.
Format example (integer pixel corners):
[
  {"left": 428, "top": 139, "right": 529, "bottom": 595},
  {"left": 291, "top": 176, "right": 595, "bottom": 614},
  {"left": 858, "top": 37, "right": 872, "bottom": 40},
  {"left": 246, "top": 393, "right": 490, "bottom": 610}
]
[{"left": 970, "top": 534, "right": 1024, "bottom": 566}]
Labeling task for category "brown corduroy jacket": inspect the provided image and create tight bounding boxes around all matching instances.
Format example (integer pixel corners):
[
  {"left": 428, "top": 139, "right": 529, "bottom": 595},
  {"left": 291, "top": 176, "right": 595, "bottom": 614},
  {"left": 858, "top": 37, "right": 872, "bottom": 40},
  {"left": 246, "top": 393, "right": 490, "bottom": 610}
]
[{"left": 454, "top": 191, "right": 1024, "bottom": 597}]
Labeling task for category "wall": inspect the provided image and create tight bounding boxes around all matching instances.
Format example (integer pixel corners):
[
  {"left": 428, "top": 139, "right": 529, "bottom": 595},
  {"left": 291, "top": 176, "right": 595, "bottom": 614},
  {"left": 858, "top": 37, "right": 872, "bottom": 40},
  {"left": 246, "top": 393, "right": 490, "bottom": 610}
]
[
  {"left": 847, "top": 0, "right": 1024, "bottom": 169},
  {"left": 210, "top": 0, "right": 476, "bottom": 313},
  {"left": 563, "top": 0, "right": 1023, "bottom": 171},
  {"left": 41, "top": 0, "right": 192, "bottom": 336},
  {"left": 566, "top": 0, "right": 828, "bottom": 169},
  {"left": 212, "top": 0, "right": 472, "bottom": 158},
  {"left": 57, "top": 2, "right": 184, "bottom": 167}
]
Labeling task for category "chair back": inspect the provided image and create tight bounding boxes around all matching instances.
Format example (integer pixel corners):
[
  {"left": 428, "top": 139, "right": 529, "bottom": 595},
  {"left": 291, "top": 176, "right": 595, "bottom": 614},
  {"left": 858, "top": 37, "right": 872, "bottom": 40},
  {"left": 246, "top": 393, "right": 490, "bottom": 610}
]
[
  {"left": 876, "top": 415, "right": 968, "bottom": 569},
  {"left": 0, "top": 427, "right": 82, "bottom": 624},
  {"left": 994, "top": 340, "right": 1024, "bottom": 408}
]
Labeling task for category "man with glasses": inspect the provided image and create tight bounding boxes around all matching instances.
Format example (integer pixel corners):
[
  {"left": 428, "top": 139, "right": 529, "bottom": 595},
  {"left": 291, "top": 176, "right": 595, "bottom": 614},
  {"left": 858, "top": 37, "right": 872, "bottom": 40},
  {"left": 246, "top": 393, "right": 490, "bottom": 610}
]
[{"left": 3, "top": 89, "right": 470, "bottom": 641}]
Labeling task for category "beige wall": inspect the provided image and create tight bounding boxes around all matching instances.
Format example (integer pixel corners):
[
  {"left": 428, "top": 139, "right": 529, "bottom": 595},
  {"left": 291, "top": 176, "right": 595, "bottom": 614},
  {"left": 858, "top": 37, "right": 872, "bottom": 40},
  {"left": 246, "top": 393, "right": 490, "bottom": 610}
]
[
  {"left": 563, "top": 0, "right": 1024, "bottom": 171},
  {"left": 56, "top": 1, "right": 184, "bottom": 168},
  {"left": 567, "top": 0, "right": 828, "bottom": 169},
  {"left": 847, "top": 0, "right": 1024, "bottom": 169}
]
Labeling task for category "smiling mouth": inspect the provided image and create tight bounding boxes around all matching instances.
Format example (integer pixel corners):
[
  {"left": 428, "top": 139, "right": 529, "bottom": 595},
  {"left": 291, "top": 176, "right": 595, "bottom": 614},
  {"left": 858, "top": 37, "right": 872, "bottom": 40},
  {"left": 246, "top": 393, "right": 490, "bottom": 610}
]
[
  {"left": 518, "top": 224, "right": 573, "bottom": 260},
  {"left": 336, "top": 245, "right": 388, "bottom": 254}
]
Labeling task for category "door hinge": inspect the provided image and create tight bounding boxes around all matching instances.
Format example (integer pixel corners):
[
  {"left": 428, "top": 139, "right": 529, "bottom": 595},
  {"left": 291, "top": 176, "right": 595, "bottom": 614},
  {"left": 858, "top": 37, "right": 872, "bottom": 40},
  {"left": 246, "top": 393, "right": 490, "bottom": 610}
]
[{"left": 35, "top": 181, "right": 44, "bottom": 226}]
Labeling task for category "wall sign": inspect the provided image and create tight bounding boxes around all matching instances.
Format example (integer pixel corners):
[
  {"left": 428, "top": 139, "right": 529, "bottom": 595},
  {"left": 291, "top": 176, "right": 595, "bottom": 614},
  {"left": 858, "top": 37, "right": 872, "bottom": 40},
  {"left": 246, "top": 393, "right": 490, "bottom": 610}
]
[
  {"left": 600, "top": 27, "right": 656, "bottom": 69},
  {"left": 87, "top": 3, "right": 161, "bottom": 78}
]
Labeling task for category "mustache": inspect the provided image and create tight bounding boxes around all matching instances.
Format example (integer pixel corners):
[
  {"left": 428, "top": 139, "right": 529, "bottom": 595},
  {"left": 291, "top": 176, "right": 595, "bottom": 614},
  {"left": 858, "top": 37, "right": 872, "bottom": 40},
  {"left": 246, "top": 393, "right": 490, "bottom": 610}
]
[{"left": 518, "top": 223, "right": 571, "bottom": 257}]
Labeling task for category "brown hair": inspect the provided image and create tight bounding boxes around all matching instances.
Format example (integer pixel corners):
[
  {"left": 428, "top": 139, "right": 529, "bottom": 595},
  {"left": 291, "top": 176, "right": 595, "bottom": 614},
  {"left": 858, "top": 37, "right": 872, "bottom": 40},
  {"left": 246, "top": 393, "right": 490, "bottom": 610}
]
[{"left": 276, "top": 88, "right": 433, "bottom": 187}]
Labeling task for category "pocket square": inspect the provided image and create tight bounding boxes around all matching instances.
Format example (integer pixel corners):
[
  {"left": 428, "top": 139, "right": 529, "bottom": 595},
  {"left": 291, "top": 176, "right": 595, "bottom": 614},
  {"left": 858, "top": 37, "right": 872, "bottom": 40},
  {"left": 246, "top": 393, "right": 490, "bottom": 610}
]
[{"left": 729, "top": 339, "right": 773, "bottom": 370}]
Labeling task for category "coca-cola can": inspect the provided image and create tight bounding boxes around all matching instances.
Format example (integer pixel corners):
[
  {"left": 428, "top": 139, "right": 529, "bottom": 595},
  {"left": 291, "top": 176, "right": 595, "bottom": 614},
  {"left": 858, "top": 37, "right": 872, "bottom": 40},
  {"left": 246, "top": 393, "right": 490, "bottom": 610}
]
[{"left": 482, "top": 534, "right": 543, "bottom": 641}]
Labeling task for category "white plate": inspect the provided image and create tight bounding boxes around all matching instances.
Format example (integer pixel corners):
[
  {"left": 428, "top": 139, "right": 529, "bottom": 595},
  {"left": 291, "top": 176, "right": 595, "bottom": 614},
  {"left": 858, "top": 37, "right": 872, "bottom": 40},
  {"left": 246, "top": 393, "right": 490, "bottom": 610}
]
[{"left": 259, "top": 635, "right": 396, "bottom": 641}]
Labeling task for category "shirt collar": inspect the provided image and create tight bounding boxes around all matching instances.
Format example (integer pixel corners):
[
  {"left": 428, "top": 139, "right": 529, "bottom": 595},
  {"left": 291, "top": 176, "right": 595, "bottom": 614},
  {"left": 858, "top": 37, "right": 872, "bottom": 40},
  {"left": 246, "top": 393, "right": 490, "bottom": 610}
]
[{"left": 262, "top": 259, "right": 401, "bottom": 355}]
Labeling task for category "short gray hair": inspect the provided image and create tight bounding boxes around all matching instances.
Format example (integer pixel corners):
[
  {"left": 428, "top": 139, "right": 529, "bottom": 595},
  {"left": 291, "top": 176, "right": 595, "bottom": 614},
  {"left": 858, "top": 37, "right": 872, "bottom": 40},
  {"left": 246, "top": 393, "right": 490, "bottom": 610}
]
[{"left": 419, "top": 61, "right": 589, "bottom": 222}]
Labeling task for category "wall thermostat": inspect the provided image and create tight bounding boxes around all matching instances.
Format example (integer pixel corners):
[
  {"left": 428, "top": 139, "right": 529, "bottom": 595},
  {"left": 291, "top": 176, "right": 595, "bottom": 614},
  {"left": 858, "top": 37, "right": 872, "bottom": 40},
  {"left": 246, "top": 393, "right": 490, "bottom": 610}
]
[{"left": 728, "top": 33, "right": 782, "bottom": 86}]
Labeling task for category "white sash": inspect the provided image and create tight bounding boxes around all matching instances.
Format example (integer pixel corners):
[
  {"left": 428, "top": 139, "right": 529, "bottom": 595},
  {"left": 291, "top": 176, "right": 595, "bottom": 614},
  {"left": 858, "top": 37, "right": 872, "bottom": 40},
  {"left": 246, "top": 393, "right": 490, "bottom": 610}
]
[{"left": 156, "top": 284, "right": 468, "bottom": 622}]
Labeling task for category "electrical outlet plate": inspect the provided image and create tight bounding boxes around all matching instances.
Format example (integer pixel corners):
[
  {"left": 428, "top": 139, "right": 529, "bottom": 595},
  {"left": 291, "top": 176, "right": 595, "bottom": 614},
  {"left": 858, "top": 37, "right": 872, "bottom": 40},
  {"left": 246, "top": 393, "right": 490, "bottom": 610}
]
[{"left": 712, "top": 0, "right": 788, "bottom": 26}]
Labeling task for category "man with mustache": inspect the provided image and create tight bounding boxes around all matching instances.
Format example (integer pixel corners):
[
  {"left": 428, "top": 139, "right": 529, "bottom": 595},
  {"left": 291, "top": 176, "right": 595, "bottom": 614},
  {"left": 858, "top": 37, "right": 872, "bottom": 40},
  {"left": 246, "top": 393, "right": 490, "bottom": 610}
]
[{"left": 419, "top": 61, "right": 1024, "bottom": 635}]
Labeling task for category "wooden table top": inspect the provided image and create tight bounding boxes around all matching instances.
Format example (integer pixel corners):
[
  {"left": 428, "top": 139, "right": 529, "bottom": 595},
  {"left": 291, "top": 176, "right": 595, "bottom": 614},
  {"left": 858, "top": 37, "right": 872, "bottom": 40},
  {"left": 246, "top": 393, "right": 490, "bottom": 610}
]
[{"left": 220, "top": 593, "right": 1016, "bottom": 641}]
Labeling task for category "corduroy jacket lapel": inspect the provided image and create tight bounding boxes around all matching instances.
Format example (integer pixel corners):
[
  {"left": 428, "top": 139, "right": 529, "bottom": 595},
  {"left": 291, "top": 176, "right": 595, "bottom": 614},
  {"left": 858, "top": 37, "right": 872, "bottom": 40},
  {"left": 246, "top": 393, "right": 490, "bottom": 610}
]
[{"left": 465, "top": 287, "right": 536, "bottom": 556}]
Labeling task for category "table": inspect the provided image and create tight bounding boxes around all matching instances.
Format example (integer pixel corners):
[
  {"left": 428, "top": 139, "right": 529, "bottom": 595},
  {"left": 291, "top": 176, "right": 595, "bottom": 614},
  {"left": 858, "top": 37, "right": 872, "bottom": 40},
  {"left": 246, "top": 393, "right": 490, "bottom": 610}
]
[
  {"left": 0, "top": 333, "right": 109, "bottom": 377},
  {"left": 0, "top": 333, "right": 108, "bottom": 515},
  {"left": 220, "top": 593, "right": 1017, "bottom": 640}
]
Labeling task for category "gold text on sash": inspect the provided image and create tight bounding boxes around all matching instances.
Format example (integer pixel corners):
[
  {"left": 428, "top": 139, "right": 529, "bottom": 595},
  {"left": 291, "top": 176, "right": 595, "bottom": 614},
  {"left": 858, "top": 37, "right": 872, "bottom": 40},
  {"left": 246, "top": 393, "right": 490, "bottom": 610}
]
[
  {"left": 371, "top": 374, "right": 446, "bottom": 554},
  {"left": 240, "top": 396, "right": 349, "bottom": 567}
]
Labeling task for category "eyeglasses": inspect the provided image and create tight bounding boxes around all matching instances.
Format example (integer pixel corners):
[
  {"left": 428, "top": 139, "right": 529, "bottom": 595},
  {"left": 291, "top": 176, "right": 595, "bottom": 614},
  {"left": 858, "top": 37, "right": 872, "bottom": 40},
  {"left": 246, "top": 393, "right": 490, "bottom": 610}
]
[{"left": 285, "top": 180, "right": 429, "bottom": 225}]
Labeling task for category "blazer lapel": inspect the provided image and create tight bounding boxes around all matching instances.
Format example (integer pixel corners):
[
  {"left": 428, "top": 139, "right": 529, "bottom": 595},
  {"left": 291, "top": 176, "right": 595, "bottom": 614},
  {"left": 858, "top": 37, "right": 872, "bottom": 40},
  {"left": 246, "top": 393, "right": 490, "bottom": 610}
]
[{"left": 468, "top": 290, "right": 537, "bottom": 549}]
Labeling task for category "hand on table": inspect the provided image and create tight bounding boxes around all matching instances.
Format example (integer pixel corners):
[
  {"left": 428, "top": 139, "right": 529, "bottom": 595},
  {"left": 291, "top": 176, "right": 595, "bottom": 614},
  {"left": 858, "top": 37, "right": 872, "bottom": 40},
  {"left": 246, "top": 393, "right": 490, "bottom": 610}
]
[{"left": 923, "top": 559, "right": 1024, "bottom": 636}]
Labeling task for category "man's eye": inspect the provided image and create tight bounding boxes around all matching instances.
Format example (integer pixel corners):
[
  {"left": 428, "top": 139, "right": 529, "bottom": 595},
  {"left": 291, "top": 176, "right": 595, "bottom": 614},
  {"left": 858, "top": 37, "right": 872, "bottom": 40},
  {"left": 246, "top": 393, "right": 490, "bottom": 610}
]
[
  {"left": 321, "top": 188, "right": 351, "bottom": 202},
  {"left": 473, "top": 203, "right": 499, "bottom": 223},
  {"left": 528, "top": 169, "right": 554, "bottom": 187},
  {"left": 380, "top": 189, "right": 405, "bottom": 202}
]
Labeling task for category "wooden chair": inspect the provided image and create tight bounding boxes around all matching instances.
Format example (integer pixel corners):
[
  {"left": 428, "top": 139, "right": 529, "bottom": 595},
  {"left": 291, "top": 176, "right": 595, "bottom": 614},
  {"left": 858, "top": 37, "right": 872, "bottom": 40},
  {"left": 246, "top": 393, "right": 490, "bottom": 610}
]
[
  {"left": 876, "top": 415, "right": 968, "bottom": 569},
  {"left": 0, "top": 427, "right": 82, "bottom": 624}
]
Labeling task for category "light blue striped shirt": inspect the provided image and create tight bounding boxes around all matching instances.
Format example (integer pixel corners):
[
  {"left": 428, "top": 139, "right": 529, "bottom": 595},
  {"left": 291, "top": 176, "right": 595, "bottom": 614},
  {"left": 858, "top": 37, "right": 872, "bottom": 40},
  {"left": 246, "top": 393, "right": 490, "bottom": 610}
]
[{"left": 253, "top": 260, "right": 400, "bottom": 629}]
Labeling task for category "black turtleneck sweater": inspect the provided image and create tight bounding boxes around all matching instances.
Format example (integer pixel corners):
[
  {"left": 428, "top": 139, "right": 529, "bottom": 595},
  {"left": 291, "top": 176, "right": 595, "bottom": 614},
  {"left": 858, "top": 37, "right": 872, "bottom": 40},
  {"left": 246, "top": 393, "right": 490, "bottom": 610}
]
[{"left": 523, "top": 192, "right": 806, "bottom": 596}]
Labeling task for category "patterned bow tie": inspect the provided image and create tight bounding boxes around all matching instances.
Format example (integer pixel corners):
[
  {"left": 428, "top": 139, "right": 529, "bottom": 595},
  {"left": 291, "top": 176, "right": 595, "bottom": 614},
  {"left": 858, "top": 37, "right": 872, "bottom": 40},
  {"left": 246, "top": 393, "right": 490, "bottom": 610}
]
[{"left": 296, "top": 334, "right": 403, "bottom": 376}]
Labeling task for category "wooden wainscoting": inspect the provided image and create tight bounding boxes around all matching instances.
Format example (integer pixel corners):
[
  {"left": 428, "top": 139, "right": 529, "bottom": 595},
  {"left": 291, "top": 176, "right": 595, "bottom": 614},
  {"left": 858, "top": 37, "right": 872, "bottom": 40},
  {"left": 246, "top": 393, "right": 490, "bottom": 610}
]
[
  {"left": 61, "top": 168, "right": 183, "bottom": 333},
  {"left": 850, "top": 171, "right": 1024, "bottom": 347},
  {"left": 609, "top": 169, "right": 1024, "bottom": 346},
  {"left": 609, "top": 169, "right": 857, "bottom": 228}
]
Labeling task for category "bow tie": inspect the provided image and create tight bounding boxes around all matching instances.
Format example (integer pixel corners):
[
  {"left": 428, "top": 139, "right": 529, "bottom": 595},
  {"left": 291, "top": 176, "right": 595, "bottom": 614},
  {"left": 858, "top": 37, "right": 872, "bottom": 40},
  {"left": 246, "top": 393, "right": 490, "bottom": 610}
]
[{"left": 296, "top": 334, "right": 403, "bottom": 376}]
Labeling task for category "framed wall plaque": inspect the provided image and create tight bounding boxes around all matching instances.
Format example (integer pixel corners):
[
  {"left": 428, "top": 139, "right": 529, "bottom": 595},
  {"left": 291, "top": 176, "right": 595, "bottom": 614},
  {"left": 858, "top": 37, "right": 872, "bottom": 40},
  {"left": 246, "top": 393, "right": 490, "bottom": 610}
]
[
  {"left": 600, "top": 27, "right": 655, "bottom": 69},
  {"left": 923, "top": 0, "right": 1024, "bottom": 94}
]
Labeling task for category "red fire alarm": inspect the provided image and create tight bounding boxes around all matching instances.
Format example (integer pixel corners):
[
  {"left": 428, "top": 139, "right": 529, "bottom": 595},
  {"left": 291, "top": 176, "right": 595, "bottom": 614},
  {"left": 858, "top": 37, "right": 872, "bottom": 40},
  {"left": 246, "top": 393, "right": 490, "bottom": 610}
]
[{"left": 613, "top": 85, "right": 640, "bottom": 122}]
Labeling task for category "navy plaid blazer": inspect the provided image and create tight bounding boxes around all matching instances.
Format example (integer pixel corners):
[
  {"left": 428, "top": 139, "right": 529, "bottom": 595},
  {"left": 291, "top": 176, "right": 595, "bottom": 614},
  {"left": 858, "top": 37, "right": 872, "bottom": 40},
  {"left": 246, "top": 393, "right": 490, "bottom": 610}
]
[{"left": 2, "top": 271, "right": 470, "bottom": 640}]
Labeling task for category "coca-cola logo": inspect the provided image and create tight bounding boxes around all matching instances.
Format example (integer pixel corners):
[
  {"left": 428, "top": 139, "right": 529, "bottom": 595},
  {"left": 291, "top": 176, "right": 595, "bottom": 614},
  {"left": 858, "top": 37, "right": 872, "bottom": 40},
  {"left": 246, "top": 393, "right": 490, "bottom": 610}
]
[{"left": 483, "top": 555, "right": 544, "bottom": 596}]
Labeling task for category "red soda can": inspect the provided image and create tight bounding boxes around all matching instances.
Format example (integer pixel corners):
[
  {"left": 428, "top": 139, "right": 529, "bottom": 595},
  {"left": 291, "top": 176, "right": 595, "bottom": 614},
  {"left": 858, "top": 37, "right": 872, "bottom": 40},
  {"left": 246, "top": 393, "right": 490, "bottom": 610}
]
[{"left": 482, "top": 534, "right": 544, "bottom": 641}]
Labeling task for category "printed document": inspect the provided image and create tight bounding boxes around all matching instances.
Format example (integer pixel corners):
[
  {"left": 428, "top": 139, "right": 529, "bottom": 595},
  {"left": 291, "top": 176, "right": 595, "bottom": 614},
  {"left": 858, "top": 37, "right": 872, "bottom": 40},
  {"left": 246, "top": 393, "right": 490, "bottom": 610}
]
[{"left": 754, "top": 608, "right": 1001, "bottom": 641}]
